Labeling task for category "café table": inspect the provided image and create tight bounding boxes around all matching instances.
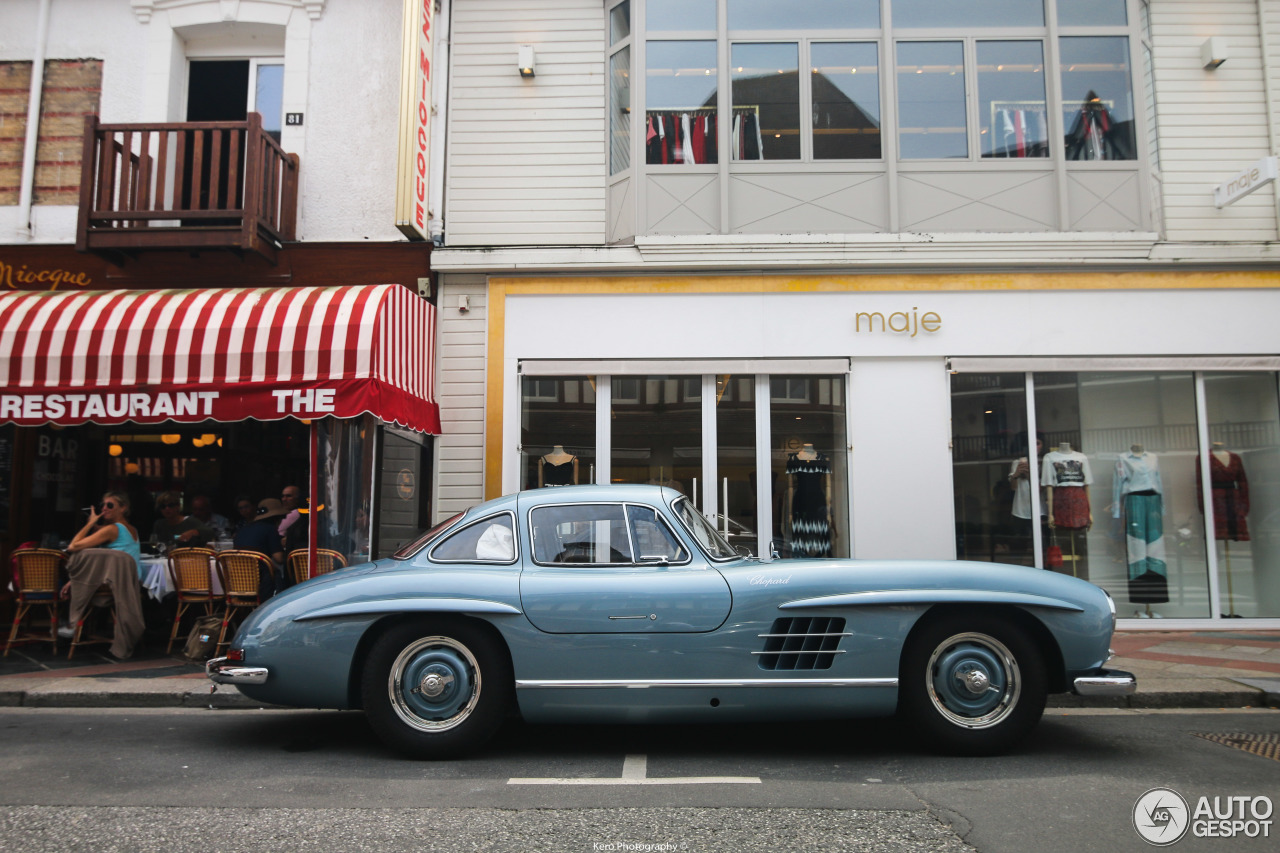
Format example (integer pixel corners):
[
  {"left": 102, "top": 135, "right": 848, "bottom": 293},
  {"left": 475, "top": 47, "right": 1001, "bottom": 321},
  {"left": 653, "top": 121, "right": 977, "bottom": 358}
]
[{"left": 137, "top": 554, "right": 223, "bottom": 602}]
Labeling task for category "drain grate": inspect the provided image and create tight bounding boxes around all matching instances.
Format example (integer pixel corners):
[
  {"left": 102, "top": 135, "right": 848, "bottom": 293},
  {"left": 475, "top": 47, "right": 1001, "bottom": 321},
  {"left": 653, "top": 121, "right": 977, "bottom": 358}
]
[{"left": 1193, "top": 732, "right": 1280, "bottom": 762}]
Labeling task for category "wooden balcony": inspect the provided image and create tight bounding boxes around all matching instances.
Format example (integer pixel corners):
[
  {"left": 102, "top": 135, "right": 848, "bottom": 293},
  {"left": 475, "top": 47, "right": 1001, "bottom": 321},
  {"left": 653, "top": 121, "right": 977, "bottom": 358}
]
[{"left": 76, "top": 113, "right": 298, "bottom": 264}]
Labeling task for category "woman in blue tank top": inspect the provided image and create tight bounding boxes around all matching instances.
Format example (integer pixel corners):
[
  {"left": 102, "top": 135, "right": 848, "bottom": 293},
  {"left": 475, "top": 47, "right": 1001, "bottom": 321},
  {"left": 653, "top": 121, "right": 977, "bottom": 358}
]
[{"left": 67, "top": 491, "right": 142, "bottom": 571}]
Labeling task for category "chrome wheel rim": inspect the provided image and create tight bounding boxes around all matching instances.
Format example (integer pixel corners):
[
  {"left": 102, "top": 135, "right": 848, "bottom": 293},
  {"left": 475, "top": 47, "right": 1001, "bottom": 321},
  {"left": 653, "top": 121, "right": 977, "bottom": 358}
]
[
  {"left": 925, "top": 632, "right": 1020, "bottom": 729},
  {"left": 388, "top": 636, "right": 481, "bottom": 732}
]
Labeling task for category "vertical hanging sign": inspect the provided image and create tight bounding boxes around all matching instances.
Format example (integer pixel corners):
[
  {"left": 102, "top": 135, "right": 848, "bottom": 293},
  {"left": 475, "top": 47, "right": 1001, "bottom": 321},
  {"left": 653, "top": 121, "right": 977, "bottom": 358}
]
[{"left": 395, "top": 0, "right": 434, "bottom": 240}]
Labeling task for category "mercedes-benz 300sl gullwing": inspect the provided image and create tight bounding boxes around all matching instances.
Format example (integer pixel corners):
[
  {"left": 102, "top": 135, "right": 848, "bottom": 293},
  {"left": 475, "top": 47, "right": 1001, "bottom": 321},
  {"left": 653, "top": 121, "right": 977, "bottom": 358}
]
[{"left": 208, "top": 484, "right": 1135, "bottom": 758}]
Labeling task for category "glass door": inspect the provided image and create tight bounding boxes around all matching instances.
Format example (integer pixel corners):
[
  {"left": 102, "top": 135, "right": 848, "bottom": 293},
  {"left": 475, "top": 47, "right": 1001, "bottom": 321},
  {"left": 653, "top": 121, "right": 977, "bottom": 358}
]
[
  {"left": 715, "top": 374, "right": 758, "bottom": 554},
  {"left": 610, "top": 376, "right": 702, "bottom": 497}
]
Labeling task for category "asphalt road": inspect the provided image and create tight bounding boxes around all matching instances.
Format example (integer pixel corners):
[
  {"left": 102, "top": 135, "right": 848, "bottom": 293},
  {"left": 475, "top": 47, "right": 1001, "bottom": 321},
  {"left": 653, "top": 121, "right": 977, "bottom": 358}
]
[{"left": 0, "top": 707, "right": 1276, "bottom": 853}]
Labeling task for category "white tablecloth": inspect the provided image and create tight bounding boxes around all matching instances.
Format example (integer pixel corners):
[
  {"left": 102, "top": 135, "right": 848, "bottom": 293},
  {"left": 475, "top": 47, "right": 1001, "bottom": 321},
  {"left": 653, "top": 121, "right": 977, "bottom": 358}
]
[{"left": 138, "top": 557, "right": 223, "bottom": 602}]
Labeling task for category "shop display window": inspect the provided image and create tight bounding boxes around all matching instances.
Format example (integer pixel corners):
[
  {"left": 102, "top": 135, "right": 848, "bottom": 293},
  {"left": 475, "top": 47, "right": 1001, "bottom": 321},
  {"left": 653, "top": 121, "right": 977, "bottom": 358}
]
[
  {"left": 896, "top": 41, "right": 967, "bottom": 160},
  {"left": 892, "top": 0, "right": 1043, "bottom": 29},
  {"left": 951, "top": 369, "right": 1280, "bottom": 622},
  {"left": 1059, "top": 0, "right": 1127, "bottom": 27},
  {"left": 645, "top": 41, "right": 719, "bottom": 165},
  {"left": 811, "top": 42, "right": 881, "bottom": 160},
  {"left": 978, "top": 41, "right": 1049, "bottom": 159},
  {"left": 518, "top": 369, "right": 849, "bottom": 560},
  {"left": 1060, "top": 37, "right": 1136, "bottom": 161},
  {"left": 769, "top": 375, "right": 849, "bottom": 559},
  {"left": 949, "top": 373, "right": 1035, "bottom": 566},
  {"left": 610, "top": 47, "right": 632, "bottom": 175},
  {"left": 729, "top": 0, "right": 878, "bottom": 30},
  {"left": 731, "top": 43, "right": 800, "bottom": 161},
  {"left": 1203, "top": 373, "right": 1280, "bottom": 618},
  {"left": 521, "top": 376, "right": 596, "bottom": 490},
  {"left": 611, "top": 375, "right": 702, "bottom": 494},
  {"left": 627, "top": 0, "right": 1147, "bottom": 174}
]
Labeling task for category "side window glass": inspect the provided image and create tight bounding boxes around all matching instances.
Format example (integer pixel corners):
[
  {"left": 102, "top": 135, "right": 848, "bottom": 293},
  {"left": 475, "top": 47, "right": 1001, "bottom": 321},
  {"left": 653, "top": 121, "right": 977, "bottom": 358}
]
[
  {"left": 431, "top": 515, "right": 516, "bottom": 562},
  {"left": 627, "top": 505, "right": 688, "bottom": 562},
  {"left": 531, "top": 504, "right": 634, "bottom": 565}
]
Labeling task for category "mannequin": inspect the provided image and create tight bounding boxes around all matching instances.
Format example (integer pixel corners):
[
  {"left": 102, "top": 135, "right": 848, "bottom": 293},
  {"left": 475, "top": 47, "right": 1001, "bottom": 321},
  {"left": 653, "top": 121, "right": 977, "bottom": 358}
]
[
  {"left": 1113, "top": 443, "right": 1167, "bottom": 612},
  {"left": 538, "top": 445, "right": 579, "bottom": 487},
  {"left": 1196, "top": 441, "right": 1250, "bottom": 616},
  {"left": 1042, "top": 441, "right": 1092, "bottom": 576},
  {"left": 786, "top": 443, "right": 832, "bottom": 557}
]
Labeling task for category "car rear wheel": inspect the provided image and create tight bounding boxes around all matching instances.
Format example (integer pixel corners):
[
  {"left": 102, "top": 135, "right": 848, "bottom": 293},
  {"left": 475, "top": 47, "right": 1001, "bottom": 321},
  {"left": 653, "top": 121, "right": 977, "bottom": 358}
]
[
  {"left": 361, "top": 619, "right": 512, "bottom": 759},
  {"left": 900, "top": 614, "right": 1047, "bottom": 755}
]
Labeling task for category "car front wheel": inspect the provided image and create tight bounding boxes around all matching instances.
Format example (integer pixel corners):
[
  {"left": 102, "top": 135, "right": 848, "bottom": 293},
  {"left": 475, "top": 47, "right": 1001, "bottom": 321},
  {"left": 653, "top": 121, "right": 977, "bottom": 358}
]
[
  {"left": 900, "top": 614, "right": 1047, "bottom": 755},
  {"left": 361, "top": 619, "right": 512, "bottom": 759}
]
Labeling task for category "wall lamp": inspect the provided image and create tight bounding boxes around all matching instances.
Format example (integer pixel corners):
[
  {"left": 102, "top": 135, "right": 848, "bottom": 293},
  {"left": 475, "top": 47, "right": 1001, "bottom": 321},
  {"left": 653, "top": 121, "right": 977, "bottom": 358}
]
[
  {"left": 1201, "top": 37, "right": 1228, "bottom": 70},
  {"left": 518, "top": 44, "right": 536, "bottom": 78}
]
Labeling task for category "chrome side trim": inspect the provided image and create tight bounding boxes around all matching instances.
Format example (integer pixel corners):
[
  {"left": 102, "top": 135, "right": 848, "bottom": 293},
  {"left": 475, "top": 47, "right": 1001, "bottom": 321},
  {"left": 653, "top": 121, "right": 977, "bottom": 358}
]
[
  {"left": 206, "top": 657, "right": 269, "bottom": 685},
  {"left": 293, "top": 597, "right": 522, "bottom": 622},
  {"left": 515, "top": 677, "right": 897, "bottom": 689},
  {"left": 1073, "top": 670, "right": 1137, "bottom": 697},
  {"left": 751, "top": 649, "right": 846, "bottom": 656},
  {"left": 780, "top": 590, "right": 1085, "bottom": 612}
]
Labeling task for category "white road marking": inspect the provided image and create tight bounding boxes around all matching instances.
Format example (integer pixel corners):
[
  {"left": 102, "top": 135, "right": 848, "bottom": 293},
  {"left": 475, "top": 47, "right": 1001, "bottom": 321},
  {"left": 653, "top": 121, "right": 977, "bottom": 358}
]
[{"left": 508, "top": 753, "right": 762, "bottom": 786}]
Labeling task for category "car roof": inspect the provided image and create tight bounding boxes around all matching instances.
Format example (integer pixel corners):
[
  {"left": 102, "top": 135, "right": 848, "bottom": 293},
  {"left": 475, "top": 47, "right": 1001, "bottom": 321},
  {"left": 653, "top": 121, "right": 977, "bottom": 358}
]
[{"left": 513, "top": 483, "right": 683, "bottom": 506}]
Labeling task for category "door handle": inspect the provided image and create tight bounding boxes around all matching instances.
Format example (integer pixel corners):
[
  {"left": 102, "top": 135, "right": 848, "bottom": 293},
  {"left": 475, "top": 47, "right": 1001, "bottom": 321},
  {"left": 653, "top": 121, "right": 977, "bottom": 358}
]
[{"left": 608, "top": 614, "right": 658, "bottom": 620}]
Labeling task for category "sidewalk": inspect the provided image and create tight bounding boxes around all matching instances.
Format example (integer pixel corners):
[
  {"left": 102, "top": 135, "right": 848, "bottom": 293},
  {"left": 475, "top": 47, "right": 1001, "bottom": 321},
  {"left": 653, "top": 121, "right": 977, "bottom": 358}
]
[{"left": 1, "top": 631, "right": 1278, "bottom": 710}]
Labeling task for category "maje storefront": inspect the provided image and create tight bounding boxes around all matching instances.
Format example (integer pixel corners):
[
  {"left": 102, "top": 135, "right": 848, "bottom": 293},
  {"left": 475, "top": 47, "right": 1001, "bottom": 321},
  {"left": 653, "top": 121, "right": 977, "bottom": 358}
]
[{"left": 485, "top": 270, "right": 1280, "bottom": 629}]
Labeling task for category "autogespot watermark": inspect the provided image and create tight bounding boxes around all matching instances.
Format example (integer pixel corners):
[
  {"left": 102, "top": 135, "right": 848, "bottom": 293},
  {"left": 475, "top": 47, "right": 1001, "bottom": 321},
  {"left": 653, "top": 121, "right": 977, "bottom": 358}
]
[
  {"left": 1133, "top": 787, "right": 1273, "bottom": 845},
  {"left": 591, "top": 844, "right": 685, "bottom": 852}
]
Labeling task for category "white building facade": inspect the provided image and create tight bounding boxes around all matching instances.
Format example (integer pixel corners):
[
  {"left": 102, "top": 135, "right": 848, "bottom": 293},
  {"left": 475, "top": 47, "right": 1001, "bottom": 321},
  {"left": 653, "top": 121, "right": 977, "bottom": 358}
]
[
  {"left": 0, "top": 0, "right": 439, "bottom": 563},
  {"left": 431, "top": 0, "right": 1280, "bottom": 631}
]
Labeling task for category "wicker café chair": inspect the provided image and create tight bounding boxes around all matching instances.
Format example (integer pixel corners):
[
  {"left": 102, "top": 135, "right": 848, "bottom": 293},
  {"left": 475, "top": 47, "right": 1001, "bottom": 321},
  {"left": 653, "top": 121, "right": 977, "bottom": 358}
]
[
  {"left": 166, "top": 547, "right": 219, "bottom": 654},
  {"left": 286, "top": 548, "right": 347, "bottom": 585},
  {"left": 213, "top": 550, "right": 271, "bottom": 654},
  {"left": 4, "top": 548, "right": 65, "bottom": 656}
]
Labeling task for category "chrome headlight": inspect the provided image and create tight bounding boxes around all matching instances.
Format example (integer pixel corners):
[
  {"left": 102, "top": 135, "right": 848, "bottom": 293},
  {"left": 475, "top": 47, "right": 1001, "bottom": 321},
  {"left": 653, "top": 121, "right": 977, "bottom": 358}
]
[{"left": 1103, "top": 588, "right": 1117, "bottom": 632}]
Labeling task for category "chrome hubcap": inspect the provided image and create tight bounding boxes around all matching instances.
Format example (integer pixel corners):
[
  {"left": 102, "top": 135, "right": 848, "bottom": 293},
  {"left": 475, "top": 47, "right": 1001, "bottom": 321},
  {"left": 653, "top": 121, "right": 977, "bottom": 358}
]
[
  {"left": 388, "top": 636, "right": 480, "bottom": 733},
  {"left": 926, "top": 632, "right": 1021, "bottom": 730},
  {"left": 959, "top": 668, "right": 990, "bottom": 695}
]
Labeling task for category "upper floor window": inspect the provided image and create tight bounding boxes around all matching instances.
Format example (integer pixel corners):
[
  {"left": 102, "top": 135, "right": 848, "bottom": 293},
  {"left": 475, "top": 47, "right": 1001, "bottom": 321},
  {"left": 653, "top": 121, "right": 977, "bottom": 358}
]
[{"left": 634, "top": 0, "right": 1138, "bottom": 167}]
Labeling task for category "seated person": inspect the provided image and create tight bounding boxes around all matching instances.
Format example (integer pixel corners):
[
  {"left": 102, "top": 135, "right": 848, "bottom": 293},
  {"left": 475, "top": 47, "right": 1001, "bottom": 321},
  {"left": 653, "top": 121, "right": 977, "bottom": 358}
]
[
  {"left": 61, "top": 492, "right": 145, "bottom": 658},
  {"left": 233, "top": 498, "right": 287, "bottom": 598},
  {"left": 151, "top": 491, "right": 214, "bottom": 548},
  {"left": 67, "top": 491, "right": 142, "bottom": 572}
]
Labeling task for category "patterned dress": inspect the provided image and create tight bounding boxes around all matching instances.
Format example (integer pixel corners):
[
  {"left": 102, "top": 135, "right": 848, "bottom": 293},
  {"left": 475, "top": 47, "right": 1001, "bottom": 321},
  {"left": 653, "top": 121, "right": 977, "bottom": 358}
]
[{"left": 786, "top": 451, "right": 831, "bottom": 557}]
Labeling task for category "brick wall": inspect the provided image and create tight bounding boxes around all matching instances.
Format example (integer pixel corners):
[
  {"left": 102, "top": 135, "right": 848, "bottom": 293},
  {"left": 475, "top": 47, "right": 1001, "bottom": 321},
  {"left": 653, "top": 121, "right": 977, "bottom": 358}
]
[{"left": 0, "top": 59, "right": 102, "bottom": 206}]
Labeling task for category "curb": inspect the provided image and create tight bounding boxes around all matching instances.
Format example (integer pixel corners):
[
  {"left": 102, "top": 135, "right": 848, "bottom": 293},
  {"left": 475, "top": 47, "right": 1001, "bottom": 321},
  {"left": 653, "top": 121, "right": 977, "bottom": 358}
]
[{"left": 0, "top": 680, "right": 277, "bottom": 709}]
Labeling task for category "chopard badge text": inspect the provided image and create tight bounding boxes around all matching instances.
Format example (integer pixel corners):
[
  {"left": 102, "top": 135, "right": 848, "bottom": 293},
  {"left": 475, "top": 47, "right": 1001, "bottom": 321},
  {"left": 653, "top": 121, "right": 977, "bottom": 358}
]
[{"left": 750, "top": 575, "right": 791, "bottom": 586}]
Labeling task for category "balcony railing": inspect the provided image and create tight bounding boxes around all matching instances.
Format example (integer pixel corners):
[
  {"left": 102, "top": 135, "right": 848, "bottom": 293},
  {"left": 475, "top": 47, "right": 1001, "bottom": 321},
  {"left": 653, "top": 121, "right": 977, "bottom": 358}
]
[{"left": 76, "top": 113, "right": 298, "bottom": 263}]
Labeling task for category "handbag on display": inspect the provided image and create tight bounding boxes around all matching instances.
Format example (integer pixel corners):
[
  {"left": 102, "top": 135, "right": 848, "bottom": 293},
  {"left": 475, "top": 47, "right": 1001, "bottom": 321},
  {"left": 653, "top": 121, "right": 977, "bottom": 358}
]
[{"left": 1046, "top": 530, "right": 1063, "bottom": 569}]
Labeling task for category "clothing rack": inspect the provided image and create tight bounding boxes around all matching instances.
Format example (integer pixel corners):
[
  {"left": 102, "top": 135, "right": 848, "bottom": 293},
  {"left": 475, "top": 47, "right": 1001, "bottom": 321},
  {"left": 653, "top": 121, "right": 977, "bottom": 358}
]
[{"left": 644, "top": 106, "right": 764, "bottom": 165}]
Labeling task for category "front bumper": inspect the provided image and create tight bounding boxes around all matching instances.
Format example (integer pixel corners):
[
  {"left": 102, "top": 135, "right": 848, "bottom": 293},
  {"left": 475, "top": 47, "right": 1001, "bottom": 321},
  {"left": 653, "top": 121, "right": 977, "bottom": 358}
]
[
  {"left": 207, "top": 656, "right": 269, "bottom": 686},
  {"left": 1073, "top": 669, "right": 1137, "bottom": 697}
]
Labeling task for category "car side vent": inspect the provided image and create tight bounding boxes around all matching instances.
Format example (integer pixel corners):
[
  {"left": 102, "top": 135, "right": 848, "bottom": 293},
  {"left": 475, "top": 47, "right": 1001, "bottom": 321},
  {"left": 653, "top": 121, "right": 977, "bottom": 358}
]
[{"left": 754, "top": 617, "right": 849, "bottom": 671}]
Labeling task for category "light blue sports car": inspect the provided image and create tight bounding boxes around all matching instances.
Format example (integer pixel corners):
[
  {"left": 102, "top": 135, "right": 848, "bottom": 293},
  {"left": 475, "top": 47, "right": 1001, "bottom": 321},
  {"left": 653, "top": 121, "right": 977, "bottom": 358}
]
[{"left": 208, "top": 484, "right": 1135, "bottom": 758}]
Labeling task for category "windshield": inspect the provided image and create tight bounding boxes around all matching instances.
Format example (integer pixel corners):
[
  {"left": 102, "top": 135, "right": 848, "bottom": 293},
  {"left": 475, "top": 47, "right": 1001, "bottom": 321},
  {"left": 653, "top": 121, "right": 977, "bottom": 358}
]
[
  {"left": 392, "top": 511, "right": 467, "bottom": 560},
  {"left": 671, "top": 497, "right": 738, "bottom": 561}
]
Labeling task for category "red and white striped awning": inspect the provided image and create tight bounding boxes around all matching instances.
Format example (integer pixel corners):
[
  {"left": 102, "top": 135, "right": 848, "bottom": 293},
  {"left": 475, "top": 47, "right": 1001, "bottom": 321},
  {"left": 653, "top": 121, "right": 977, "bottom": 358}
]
[{"left": 0, "top": 284, "right": 439, "bottom": 433}]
